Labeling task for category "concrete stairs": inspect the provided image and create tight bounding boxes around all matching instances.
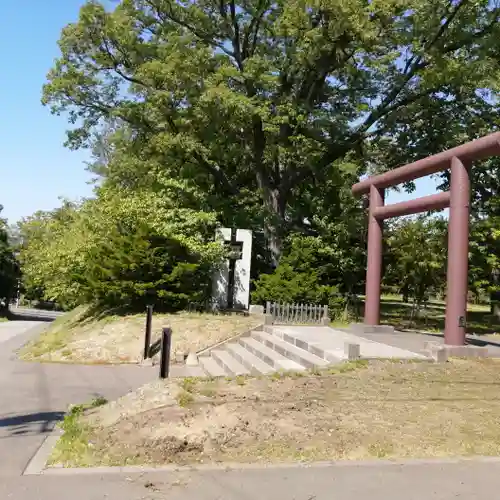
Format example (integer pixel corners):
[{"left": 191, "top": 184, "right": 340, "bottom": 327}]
[{"left": 198, "top": 326, "right": 338, "bottom": 377}]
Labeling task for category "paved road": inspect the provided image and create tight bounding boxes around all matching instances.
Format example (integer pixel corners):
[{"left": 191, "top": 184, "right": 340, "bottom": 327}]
[
  {"left": 0, "top": 321, "right": 157, "bottom": 477},
  {"left": 8, "top": 307, "right": 64, "bottom": 321},
  {"left": 2, "top": 321, "right": 500, "bottom": 499},
  {"left": 2, "top": 459, "right": 500, "bottom": 499}
]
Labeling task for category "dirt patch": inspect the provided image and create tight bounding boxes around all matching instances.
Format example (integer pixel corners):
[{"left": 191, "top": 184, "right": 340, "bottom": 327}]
[
  {"left": 49, "top": 359, "right": 500, "bottom": 467},
  {"left": 19, "top": 306, "right": 261, "bottom": 364}
]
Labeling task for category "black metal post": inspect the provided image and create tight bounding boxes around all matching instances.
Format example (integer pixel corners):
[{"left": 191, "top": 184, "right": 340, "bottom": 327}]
[
  {"left": 143, "top": 305, "right": 153, "bottom": 359},
  {"left": 160, "top": 327, "right": 172, "bottom": 379}
]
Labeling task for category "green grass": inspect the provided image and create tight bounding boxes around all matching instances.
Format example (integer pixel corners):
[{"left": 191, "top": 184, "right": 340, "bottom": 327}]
[
  {"left": 179, "top": 377, "right": 197, "bottom": 393},
  {"left": 19, "top": 308, "right": 82, "bottom": 359},
  {"left": 378, "top": 296, "right": 500, "bottom": 335},
  {"left": 49, "top": 397, "right": 108, "bottom": 467},
  {"left": 330, "top": 294, "right": 500, "bottom": 336},
  {"left": 175, "top": 390, "right": 195, "bottom": 407}
]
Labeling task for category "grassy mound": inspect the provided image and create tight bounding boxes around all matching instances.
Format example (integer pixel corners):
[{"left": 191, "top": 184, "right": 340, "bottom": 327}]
[
  {"left": 49, "top": 358, "right": 500, "bottom": 467},
  {"left": 19, "top": 305, "right": 262, "bottom": 364}
]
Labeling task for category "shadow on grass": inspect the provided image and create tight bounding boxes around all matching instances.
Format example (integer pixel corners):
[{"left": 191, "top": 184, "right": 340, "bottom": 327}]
[
  {"left": 76, "top": 302, "right": 249, "bottom": 327},
  {"left": 378, "top": 300, "right": 500, "bottom": 336},
  {"left": 75, "top": 304, "right": 138, "bottom": 325}
]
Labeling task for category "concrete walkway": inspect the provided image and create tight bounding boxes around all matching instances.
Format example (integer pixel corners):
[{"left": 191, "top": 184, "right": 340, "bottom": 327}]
[
  {"left": 273, "top": 325, "right": 427, "bottom": 359},
  {"left": 0, "top": 321, "right": 157, "bottom": 477}
]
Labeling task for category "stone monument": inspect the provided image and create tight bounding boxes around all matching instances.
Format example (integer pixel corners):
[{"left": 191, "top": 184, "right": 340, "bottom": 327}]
[{"left": 212, "top": 228, "right": 252, "bottom": 310}]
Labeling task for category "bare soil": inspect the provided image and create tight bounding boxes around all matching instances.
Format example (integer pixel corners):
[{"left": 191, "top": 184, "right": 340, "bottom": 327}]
[
  {"left": 49, "top": 358, "right": 500, "bottom": 467},
  {"left": 20, "top": 306, "right": 261, "bottom": 364}
]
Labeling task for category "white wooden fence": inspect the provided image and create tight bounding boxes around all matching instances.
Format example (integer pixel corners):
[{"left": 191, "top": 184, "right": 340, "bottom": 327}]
[{"left": 265, "top": 301, "right": 329, "bottom": 324}]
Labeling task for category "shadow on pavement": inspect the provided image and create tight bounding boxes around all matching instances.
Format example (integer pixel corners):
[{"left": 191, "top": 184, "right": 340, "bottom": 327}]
[{"left": 0, "top": 411, "right": 65, "bottom": 437}]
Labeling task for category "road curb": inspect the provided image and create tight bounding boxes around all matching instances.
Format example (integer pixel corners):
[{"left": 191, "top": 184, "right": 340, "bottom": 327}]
[
  {"left": 23, "top": 428, "right": 63, "bottom": 475},
  {"left": 26, "top": 450, "right": 500, "bottom": 476}
]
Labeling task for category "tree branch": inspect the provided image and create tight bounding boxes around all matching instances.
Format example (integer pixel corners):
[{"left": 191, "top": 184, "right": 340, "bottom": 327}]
[
  {"left": 219, "top": 0, "right": 227, "bottom": 19},
  {"left": 229, "top": 0, "right": 243, "bottom": 69},
  {"left": 143, "top": 0, "right": 237, "bottom": 61},
  {"left": 361, "top": 0, "right": 467, "bottom": 136},
  {"left": 242, "top": 1, "right": 268, "bottom": 58}
]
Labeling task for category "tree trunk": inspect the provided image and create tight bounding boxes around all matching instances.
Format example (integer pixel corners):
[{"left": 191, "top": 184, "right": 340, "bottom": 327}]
[
  {"left": 255, "top": 167, "right": 286, "bottom": 267},
  {"left": 491, "top": 292, "right": 500, "bottom": 320},
  {"left": 263, "top": 188, "right": 285, "bottom": 267}
]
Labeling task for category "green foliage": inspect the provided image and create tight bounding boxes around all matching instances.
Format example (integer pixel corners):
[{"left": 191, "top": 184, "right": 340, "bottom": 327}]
[
  {"left": 0, "top": 206, "right": 18, "bottom": 311},
  {"left": 19, "top": 187, "right": 221, "bottom": 311},
  {"left": 42, "top": 0, "right": 500, "bottom": 263},
  {"left": 252, "top": 235, "right": 344, "bottom": 306},
  {"left": 26, "top": 0, "right": 500, "bottom": 313},
  {"left": 73, "top": 224, "right": 213, "bottom": 311},
  {"left": 384, "top": 216, "right": 447, "bottom": 305}
]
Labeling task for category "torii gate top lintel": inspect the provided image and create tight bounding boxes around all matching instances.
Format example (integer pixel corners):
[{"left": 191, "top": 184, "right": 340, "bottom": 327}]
[
  {"left": 353, "top": 131, "right": 500, "bottom": 195},
  {"left": 351, "top": 132, "right": 500, "bottom": 346}
]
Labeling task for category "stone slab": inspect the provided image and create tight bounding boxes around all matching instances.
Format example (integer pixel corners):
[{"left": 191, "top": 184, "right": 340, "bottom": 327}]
[
  {"left": 345, "top": 343, "right": 360, "bottom": 360},
  {"left": 249, "top": 304, "right": 265, "bottom": 315},
  {"left": 271, "top": 326, "right": 426, "bottom": 360},
  {"left": 428, "top": 344, "right": 488, "bottom": 362},
  {"left": 349, "top": 323, "right": 396, "bottom": 334}
]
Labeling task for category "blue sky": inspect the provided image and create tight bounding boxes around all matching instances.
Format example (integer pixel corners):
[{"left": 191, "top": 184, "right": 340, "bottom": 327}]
[
  {"left": 0, "top": 0, "right": 100, "bottom": 225},
  {"left": 0, "top": 0, "right": 438, "bottom": 225}
]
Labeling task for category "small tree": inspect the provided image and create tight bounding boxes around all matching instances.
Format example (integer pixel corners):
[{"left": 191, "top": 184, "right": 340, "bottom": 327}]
[
  {"left": 18, "top": 186, "right": 222, "bottom": 311},
  {"left": 73, "top": 224, "right": 213, "bottom": 311},
  {"left": 0, "top": 206, "right": 18, "bottom": 313},
  {"left": 384, "top": 215, "right": 447, "bottom": 315}
]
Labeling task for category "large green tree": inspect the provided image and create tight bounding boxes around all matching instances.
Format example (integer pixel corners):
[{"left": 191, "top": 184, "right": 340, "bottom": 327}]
[{"left": 43, "top": 0, "right": 500, "bottom": 263}]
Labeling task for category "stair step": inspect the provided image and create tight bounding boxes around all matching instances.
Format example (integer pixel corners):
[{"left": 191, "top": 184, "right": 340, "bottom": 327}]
[
  {"left": 199, "top": 356, "right": 227, "bottom": 377},
  {"left": 272, "top": 327, "right": 343, "bottom": 363},
  {"left": 251, "top": 331, "right": 330, "bottom": 369},
  {"left": 239, "top": 337, "right": 305, "bottom": 372},
  {"left": 225, "top": 343, "right": 275, "bottom": 375},
  {"left": 211, "top": 349, "right": 251, "bottom": 376}
]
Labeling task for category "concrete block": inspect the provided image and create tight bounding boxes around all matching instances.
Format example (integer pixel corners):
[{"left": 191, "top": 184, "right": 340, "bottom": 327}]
[
  {"left": 431, "top": 348, "right": 449, "bottom": 363},
  {"left": 321, "top": 316, "right": 331, "bottom": 326},
  {"left": 344, "top": 343, "right": 360, "bottom": 361},
  {"left": 349, "top": 323, "right": 395, "bottom": 334},
  {"left": 186, "top": 351, "right": 199, "bottom": 366},
  {"left": 264, "top": 314, "right": 274, "bottom": 325},
  {"left": 444, "top": 344, "right": 488, "bottom": 358},
  {"left": 428, "top": 344, "right": 488, "bottom": 362},
  {"left": 249, "top": 304, "right": 265, "bottom": 315}
]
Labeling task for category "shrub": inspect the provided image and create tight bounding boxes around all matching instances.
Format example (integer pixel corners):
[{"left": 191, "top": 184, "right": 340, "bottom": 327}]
[
  {"left": 252, "top": 236, "right": 342, "bottom": 306},
  {"left": 72, "top": 224, "right": 213, "bottom": 311}
]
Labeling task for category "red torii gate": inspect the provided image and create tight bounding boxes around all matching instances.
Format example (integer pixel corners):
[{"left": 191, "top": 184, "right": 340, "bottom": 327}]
[{"left": 352, "top": 132, "right": 500, "bottom": 346}]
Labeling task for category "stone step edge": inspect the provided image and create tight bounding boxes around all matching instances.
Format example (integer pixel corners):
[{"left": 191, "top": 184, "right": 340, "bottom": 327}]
[
  {"left": 198, "top": 356, "right": 227, "bottom": 377},
  {"left": 251, "top": 331, "right": 330, "bottom": 369},
  {"left": 211, "top": 349, "right": 251, "bottom": 376},
  {"left": 195, "top": 324, "right": 264, "bottom": 358},
  {"left": 238, "top": 337, "right": 305, "bottom": 371},
  {"left": 225, "top": 343, "right": 275, "bottom": 375},
  {"left": 268, "top": 326, "right": 347, "bottom": 362}
]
